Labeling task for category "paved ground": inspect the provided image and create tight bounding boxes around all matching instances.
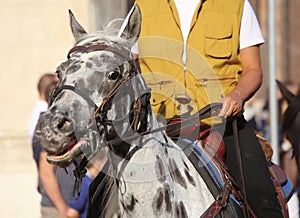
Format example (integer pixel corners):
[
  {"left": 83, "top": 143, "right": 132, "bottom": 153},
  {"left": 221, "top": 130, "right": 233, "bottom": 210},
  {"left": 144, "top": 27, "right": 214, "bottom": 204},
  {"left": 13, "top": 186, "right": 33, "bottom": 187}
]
[{"left": 0, "top": 137, "right": 40, "bottom": 218}]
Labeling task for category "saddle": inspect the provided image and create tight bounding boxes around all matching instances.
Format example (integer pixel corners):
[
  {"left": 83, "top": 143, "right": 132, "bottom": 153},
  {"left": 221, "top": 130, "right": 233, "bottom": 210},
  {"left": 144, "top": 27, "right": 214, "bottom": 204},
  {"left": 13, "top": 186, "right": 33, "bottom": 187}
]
[{"left": 166, "top": 116, "right": 292, "bottom": 218}]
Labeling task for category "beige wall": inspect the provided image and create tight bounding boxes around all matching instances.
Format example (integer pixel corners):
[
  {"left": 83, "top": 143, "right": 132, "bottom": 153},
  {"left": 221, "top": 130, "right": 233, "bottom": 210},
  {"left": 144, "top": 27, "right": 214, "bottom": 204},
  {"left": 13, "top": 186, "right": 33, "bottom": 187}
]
[
  {"left": 0, "top": 2, "right": 127, "bottom": 217},
  {"left": 0, "top": 0, "right": 93, "bottom": 138},
  {"left": 0, "top": 0, "right": 129, "bottom": 139}
]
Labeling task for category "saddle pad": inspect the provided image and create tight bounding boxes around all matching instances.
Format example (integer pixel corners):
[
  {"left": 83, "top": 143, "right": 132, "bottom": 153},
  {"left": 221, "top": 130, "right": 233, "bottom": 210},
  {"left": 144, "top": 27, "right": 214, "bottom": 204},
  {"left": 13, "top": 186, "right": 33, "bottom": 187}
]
[
  {"left": 281, "top": 178, "right": 293, "bottom": 201},
  {"left": 268, "top": 161, "right": 294, "bottom": 202},
  {"left": 176, "top": 138, "right": 244, "bottom": 218}
]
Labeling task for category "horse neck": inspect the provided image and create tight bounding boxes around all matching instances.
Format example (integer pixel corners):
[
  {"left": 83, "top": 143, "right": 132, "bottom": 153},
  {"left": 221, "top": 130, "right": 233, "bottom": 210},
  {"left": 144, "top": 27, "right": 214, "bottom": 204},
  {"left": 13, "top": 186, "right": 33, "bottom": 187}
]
[{"left": 114, "top": 116, "right": 214, "bottom": 217}]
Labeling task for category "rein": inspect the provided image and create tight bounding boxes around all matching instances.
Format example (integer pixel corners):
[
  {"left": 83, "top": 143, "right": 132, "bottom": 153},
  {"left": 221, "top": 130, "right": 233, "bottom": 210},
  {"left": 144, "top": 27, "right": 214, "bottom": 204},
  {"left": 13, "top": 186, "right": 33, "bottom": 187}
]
[{"left": 107, "top": 102, "right": 222, "bottom": 145}]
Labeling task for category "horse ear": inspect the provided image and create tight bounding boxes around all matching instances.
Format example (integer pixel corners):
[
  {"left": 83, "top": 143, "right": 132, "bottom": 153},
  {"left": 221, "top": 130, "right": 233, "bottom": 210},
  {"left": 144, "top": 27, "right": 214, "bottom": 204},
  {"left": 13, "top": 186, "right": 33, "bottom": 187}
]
[
  {"left": 119, "top": 5, "right": 141, "bottom": 46},
  {"left": 276, "top": 80, "right": 295, "bottom": 103},
  {"left": 69, "top": 9, "right": 88, "bottom": 43}
]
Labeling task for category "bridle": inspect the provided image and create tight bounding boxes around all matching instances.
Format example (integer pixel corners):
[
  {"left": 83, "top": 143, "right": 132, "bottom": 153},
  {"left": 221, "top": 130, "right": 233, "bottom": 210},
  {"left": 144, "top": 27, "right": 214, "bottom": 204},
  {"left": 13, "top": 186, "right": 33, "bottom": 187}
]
[
  {"left": 50, "top": 43, "right": 151, "bottom": 142},
  {"left": 48, "top": 43, "right": 152, "bottom": 198}
]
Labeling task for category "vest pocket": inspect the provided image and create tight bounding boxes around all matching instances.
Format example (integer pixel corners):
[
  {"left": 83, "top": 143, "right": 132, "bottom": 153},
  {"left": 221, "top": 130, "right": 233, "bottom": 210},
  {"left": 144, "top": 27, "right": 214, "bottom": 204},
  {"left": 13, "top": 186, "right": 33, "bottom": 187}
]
[{"left": 204, "top": 24, "right": 233, "bottom": 59}]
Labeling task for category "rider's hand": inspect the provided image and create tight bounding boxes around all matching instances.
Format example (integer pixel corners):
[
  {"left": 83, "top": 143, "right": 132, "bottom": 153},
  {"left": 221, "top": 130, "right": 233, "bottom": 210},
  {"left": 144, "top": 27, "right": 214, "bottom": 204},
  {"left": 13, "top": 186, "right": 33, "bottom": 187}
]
[{"left": 218, "top": 90, "right": 244, "bottom": 118}]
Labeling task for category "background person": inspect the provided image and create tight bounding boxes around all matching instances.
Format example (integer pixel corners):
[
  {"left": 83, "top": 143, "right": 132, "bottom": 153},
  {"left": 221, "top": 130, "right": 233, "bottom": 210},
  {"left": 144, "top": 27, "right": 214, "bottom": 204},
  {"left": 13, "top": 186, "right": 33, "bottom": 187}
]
[
  {"left": 28, "top": 73, "right": 58, "bottom": 138},
  {"left": 30, "top": 73, "right": 75, "bottom": 218}
]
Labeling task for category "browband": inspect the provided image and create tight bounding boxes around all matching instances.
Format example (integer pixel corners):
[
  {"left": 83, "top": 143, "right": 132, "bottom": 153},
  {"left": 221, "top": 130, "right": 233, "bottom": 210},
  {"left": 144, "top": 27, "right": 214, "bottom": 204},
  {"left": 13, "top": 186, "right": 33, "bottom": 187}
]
[{"left": 67, "top": 44, "right": 131, "bottom": 60}]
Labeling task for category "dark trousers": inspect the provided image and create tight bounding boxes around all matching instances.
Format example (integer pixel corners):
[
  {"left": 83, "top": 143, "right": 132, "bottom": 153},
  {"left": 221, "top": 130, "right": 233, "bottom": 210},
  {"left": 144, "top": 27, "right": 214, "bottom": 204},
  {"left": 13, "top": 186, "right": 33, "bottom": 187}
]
[{"left": 221, "top": 117, "right": 283, "bottom": 217}]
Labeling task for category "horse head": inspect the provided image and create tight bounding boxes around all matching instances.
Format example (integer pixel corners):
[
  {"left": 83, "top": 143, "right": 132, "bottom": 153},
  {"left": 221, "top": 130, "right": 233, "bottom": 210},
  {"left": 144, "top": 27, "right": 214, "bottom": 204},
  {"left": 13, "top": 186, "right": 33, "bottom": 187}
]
[{"left": 35, "top": 8, "right": 142, "bottom": 167}]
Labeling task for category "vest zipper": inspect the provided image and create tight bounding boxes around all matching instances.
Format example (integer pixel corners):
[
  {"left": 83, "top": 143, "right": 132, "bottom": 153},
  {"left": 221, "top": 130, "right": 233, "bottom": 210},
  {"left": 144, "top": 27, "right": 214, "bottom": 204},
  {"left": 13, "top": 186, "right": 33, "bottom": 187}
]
[{"left": 196, "top": 77, "right": 236, "bottom": 87}]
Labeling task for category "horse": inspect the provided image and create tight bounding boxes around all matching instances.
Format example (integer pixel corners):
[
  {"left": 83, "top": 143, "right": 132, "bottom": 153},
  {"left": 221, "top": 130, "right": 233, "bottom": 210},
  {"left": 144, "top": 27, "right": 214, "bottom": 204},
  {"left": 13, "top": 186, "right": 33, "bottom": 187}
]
[
  {"left": 35, "top": 9, "right": 289, "bottom": 218},
  {"left": 277, "top": 80, "right": 300, "bottom": 177},
  {"left": 277, "top": 80, "right": 300, "bottom": 216}
]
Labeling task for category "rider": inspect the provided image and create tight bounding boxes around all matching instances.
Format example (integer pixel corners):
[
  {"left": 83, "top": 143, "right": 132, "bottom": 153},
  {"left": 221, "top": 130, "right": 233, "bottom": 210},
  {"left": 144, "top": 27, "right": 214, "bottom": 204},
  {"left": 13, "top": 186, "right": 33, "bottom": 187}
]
[{"left": 122, "top": 0, "right": 283, "bottom": 217}]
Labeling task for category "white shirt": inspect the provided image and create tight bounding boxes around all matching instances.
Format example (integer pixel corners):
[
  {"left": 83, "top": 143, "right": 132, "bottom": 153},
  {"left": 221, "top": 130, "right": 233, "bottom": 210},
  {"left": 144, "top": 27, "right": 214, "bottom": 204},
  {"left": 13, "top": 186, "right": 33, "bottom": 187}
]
[
  {"left": 174, "top": 0, "right": 200, "bottom": 63},
  {"left": 239, "top": 0, "right": 265, "bottom": 49},
  {"left": 27, "top": 100, "right": 48, "bottom": 138},
  {"left": 124, "top": 0, "right": 265, "bottom": 58}
]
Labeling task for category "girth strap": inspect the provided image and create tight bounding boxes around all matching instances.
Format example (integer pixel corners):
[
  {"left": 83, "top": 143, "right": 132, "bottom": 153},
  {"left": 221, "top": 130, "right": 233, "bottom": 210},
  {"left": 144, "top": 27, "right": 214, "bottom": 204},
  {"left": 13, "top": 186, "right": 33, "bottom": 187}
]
[{"left": 200, "top": 180, "right": 232, "bottom": 218}]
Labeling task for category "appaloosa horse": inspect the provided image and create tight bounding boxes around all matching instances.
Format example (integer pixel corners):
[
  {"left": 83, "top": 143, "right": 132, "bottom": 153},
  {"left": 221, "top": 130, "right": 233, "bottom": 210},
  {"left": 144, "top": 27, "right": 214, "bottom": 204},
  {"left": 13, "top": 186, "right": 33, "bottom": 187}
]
[{"left": 35, "top": 10, "right": 257, "bottom": 218}]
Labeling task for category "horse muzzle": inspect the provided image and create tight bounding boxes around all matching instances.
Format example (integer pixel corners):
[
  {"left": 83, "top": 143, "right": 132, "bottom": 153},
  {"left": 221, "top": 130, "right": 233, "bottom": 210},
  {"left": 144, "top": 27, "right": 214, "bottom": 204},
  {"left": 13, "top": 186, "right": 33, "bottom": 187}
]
[{"left": 35, "top": 111, "right": 79, "bottom": 159}]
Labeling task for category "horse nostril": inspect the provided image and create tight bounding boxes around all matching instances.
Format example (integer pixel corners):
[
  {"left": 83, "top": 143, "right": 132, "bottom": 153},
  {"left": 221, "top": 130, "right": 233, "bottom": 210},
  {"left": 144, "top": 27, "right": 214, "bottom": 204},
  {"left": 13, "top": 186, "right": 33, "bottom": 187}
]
[
  {"left": 57, "top": 117, "right": 68, "bottom": 129},
  {"left": 55, "top": 116, "right": 73, "bottom": 134}
]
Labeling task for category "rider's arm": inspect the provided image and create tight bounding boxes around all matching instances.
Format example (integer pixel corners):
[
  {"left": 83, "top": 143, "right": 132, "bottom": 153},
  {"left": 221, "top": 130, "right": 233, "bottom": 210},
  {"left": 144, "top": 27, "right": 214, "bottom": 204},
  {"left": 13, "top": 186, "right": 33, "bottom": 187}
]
[
  {"left": 39, "top": 151, "right": 68, "bottom": 218},
  {"left": 218, "top": 45, "right": 263, "bottom": 118}
]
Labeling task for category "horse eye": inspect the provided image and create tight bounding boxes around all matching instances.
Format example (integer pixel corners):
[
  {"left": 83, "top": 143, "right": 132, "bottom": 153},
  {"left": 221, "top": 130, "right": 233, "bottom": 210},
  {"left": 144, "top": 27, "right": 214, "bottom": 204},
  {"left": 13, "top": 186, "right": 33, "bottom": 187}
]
[{"left": 107, "top": 70, "right": 120, "bottom": 80}]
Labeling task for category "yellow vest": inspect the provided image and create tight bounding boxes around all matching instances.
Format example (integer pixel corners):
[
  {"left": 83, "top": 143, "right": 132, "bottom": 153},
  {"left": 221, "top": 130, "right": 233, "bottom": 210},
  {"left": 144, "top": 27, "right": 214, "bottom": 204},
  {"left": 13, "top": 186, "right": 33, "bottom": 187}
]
[{"left": 135, "top": 0, "right": 244, "bottom": 120}]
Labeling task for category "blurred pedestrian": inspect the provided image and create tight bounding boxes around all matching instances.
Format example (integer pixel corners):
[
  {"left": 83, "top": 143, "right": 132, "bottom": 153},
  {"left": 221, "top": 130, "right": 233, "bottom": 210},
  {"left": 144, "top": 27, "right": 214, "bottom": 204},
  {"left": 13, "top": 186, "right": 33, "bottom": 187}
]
[
  {"left": 30, "top": 73, "right": 75, "bottom": 218},
  {"left": 28, "top": 73, "right": 58, "bottom": 138}
]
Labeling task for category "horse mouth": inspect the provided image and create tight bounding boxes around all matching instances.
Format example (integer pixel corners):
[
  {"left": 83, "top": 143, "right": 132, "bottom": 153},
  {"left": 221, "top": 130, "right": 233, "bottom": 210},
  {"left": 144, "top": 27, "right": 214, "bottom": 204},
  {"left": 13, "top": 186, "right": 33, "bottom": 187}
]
[{"left": 46, "top": 139, "right": 87, "bottom": 166}]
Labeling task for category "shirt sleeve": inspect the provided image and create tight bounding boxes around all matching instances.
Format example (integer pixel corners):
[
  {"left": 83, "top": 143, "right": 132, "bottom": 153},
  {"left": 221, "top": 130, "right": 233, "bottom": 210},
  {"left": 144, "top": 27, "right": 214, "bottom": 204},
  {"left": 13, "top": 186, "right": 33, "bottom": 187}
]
[{"left": 239, "top": 0, "right": 265, "bottom": 49}]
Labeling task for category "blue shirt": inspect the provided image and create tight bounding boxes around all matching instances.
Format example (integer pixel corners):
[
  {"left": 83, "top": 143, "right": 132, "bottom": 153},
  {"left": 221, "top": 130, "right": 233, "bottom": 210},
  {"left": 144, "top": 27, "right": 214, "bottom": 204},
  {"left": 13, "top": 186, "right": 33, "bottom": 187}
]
[{"left": 68, "top": 171, "right": 93, "bottom": 218}]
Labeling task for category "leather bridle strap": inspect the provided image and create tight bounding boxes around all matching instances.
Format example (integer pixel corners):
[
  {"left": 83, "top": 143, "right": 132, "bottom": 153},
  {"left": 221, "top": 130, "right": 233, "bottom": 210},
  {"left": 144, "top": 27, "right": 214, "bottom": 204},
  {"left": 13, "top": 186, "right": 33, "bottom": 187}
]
[
  {"left": 95, "top": 77, "right": 128, "bottom": 118},
  {"left": 107, "top": 103, "right": 222, "bottom": 145},
  {"left": 49, "top": 85, "right": 98, "bottom": 109},
  {"left": 67, "top": 44, "right": 131, "bottom": 60}
]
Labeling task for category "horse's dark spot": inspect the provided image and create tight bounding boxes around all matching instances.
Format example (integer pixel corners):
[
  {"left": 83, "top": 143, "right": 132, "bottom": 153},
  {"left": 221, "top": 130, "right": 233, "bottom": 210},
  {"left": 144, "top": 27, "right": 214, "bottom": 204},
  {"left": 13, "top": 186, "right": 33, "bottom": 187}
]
[
  {"left": 94, "top": 70, "right": 101, "bottom": 74},
  {"left": 164, "top": 184, "right": 172, "bottom": 213},
  {"left": 126, "top": 194, "right": 138, "bottom": 211},
  {"left": 156, "top": 155, "right": 166, "bottom": 182},
  {"left": 168, "top": 158, "right": 187, "bottom": 189},
  {"left": 152, "top": 187, "right": 164, "bottom": 211},
  {"left": 153, "top": 183, "right": 174, "bottom": 215},
  {"left": 175, "top": 202, "right": 180, "bottom": 218},
  {"left": 86, "top": 62, "right": 93, "bottom": 68},
  {"left": 184, "top": 168, "right": 196, "bottom": 186},
  {"left": 66, "top": 64, "right": 81, "bottom": 74},
  {"left": 95, "top": 54, "right": 113, "bottom": 67},
  {"left": 174, "top": 201, "right": 188, "bottom": 218},
  {"left": 179, "top": 201, "right": 188, "bottom": 218}
]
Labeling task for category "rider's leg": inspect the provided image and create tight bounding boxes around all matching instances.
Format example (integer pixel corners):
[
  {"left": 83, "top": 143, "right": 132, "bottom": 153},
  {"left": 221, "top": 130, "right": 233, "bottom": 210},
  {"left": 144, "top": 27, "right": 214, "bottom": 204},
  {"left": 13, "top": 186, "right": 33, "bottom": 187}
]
[{"left": 222, "top": 116, "right": 283, "bottom": 218}]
